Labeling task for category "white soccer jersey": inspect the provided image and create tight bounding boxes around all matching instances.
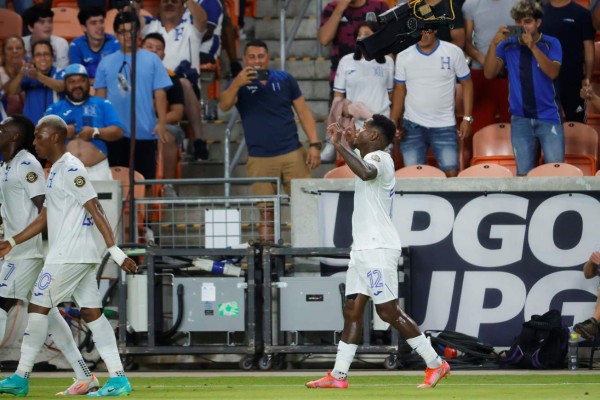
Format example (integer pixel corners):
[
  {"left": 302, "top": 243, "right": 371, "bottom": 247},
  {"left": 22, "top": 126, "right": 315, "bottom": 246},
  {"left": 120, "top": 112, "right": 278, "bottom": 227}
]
[
  {"left": 333, "top": 54, "right": 394, "bottom": 117},
  {"left": 44, "top": 152, "right": 100, "bottom": 264},
  {"left": 352, "top": 150, "right": 402, "bottom": 251},
  {"left": 0, "top": 150, "right": 45, "bottom": 260},
  {"left": 142, "top": 16, "right": 203, "bottom": 73},
  {"left": 394, "top": 40, "right": 471, "bottom": 127}
]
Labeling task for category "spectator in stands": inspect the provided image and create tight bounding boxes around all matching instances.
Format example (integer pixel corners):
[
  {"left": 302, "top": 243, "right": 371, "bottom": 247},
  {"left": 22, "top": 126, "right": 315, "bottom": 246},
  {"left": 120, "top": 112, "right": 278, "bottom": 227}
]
[
  {"left": 5, "top": 40, "right": 65, "bottom": 125},
  {"left": 590, "top": 0, "right": 600, "bottom": 29},
  {"left": 142, "top": 32, "right": 186, "bottom": 198},
  {"left": 426, "top": 0, "right": 466, "bottom": 49},
  {"left": 45, "top": 64, "right": 123, "bottom": 181},
  {"left": 0, "top": 36, "right": 27, "bottom": 115},
  {"left": 0, "top": 0, "right": 34, "bottom": 16},
  {"left": 483, "top": 0, "right": 563, "bottom": 176},
  {"left": 390, "top": 27, "right": 473, "bottom": 177},
  {"left": 94, "top": 11, "right": 171, "bottom": 185},
  {"left": 22, "top": 4, "right": 69, "bottom": 70},
  {"left": 188, "top": 0, "right": 224, "bottom": 65},
  {"left": 540, "top": 0, "right": 595, "bottom": 123},
  {"left": 462, "top": 0, "right": 516, "bottom": 135},
  {"left": 573, "top": 250, "right": 600, "bottom": 340},
  {"left": 319, "top": 0, "right": 389, "bottom": 162},
  {"left": 218, "top": 0, "right": 242, "bottom": 77},
  {"left": 141, "top": 0, "right": 211, "bottom": 161},
  {"left": 69, "top": 6, "right": 121, "bottom": 81},
  {"left": 219, "top": 40, "right": 321, "bottom": 240}
]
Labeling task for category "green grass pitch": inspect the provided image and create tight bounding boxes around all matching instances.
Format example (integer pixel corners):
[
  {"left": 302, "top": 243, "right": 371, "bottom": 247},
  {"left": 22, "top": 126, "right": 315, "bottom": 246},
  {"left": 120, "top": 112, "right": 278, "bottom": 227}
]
[{"left": 17, "top": 374, "right": 600, "bottom": 399}]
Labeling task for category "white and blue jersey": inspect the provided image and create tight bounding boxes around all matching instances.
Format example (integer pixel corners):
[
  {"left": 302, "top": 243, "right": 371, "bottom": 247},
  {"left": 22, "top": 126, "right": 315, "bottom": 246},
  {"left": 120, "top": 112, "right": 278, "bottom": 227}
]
[
  {"left": 190, "top": 0, "right": 223, "bottom": 60},
  {"left": 44, "top": 152, "right": 100, "bottom": 264},
  {"left": 69, "top": 34, "right": 121, "bottom": 79},
  {"left": 22, "top": 67, "right": 65, "bottom": 125},
  {"left": 496, "top": 35, "right": 562, "bottom": 124},
  {"left": 45, "top": 96, "right": 124, "bottom": 155}
]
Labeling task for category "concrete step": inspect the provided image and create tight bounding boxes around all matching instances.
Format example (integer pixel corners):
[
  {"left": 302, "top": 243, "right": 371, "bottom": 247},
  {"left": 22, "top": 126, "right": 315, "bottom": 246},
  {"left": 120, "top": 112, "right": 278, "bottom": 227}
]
[
  {"left": 256, "top": 0, "right": 324, "bottom": 19},
  {"left": 254, "top": 16, "right": 320, "bottom": 40},
  {"left": 282, "top": 59, "right": 330, "bottom": 80},
  {"left": 201, "top": 120, "right": 330, "bottom": 141},
  {"left": 298, "top": 79, "right": 330, "bottom": 101}
]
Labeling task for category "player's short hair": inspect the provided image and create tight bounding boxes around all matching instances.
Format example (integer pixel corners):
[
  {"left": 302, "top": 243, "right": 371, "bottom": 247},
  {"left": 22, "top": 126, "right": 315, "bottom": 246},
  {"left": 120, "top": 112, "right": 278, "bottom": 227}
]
[
  {"left": 78, "top": 5, "right": 106, "bottom": 26},
  {"left": 142, "top": 32, "right": 166, "bottom": 48},
  {"left": 511, "top": 0, "right": 543, "bottom": 21},
  {"left": 369, "top": 114, "right": 396, "bottom": 146},
  {"left": 38, "top": 115, "right": 68, "bottom": 140},
  {"left": 5, "top": 115, "right": 35, "bottom": 154},
  {"left": 245, "top": 39, "right": 269, "bottom": 54}
]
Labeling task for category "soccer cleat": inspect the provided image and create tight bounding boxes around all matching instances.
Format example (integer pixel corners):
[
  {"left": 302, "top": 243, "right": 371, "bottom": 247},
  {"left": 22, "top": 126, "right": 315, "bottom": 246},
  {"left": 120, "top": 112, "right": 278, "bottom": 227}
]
[
  {"left": 86, "top": 377, "right": 131, "bottom": 397},
  {"left": 305, "top": 371, "right": 348, "bottom": 389},
  {"left": 418, "top": 360, "right": 450, "bottom": 388},
  {"left": 56, "top": 374, "right": 100, "bottom": 395},
  {"left": 0, "top": 374, "right": 29, "bottom": 396},
  {"left": 574, "top": 317, "right": 599, "bottom": 340}
]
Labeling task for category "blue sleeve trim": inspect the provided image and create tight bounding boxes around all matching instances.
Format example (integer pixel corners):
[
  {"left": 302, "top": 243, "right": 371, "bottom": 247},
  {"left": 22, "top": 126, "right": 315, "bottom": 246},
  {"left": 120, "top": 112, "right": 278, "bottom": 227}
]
[{"left": 457, "top": 72, "right": 471, "bottom": 81}]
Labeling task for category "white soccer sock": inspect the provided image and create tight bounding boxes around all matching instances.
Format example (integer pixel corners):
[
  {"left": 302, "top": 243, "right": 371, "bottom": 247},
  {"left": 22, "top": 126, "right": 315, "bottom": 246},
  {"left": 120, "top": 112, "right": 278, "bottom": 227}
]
[
  {"left": 331, "top": 340, "right": 358, "bottom": 379},
  {"left": 86, "top": 315, "right": 125, "bottom": 377},
  {"left": 16, "top": 312, "right": 49, "bottom": 377},
  {"left": 47, "top": 308, "right": 92, "bottom": 381},
  {"left": 406, "top": 334, "right": 442, "bottom": 369},
  {"left": 0, "top": 308, "right": 7, "bottom": 342}
]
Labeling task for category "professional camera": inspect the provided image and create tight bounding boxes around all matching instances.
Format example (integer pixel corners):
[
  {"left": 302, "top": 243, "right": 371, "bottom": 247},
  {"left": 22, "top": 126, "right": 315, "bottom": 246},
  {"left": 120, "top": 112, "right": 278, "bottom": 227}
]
[{"left": 357, "top": 0, "right": 457, "bottom": 61}]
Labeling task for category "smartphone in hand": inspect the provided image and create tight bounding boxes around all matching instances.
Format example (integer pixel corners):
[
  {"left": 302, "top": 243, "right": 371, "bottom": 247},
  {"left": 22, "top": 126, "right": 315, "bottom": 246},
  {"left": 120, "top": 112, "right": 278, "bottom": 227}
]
[
  {"left": 507, "top": 25, "right": 524, "bottom": 38},
  {"left": 255, "top": 69, "right": 270, "bottom": 80}
]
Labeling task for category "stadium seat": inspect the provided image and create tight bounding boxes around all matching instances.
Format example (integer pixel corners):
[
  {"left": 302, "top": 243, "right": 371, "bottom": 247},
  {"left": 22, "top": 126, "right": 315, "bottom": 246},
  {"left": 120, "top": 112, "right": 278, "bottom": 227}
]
[
  {"left": 457, "top": 163, "right": 514, "bottom": 178},
  {"left": 394, "top": 164, "right": 447, "bottom": 178},
  {"left": 105, "top": 8, "right": 153, "bottom": 35},
  {"left": 324, "top": 165, "right": 354, "bottom": 179},
  {"left": 526, "top": 163, "right": 584, "bottom": 177},
  {"left": 52, "top": 0, "right": 80, "bottom": 7},
  {"left": 560, "top": 121, "right": 598, "bottom": 176},
  {"left": 51, "top": 7, "right": 84, "bottom": 41},
  {"left": 0, "top": 8, "right": 22, "bottom": 40},
  {"left": 593, "top": 42, "right": 600, "bottom": 83},
  {"left": 470, "top": 123, "right": 517, "bottom": 176}
]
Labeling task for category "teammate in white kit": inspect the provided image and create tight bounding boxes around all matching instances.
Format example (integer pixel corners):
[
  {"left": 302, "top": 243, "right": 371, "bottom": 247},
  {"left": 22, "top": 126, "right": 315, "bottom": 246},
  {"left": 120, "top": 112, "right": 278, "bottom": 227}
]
[
  {"left": 0, "top": 115, "right": 137, "bottom": 397},
  {"left": 306, "top": 114, "right": 450, "bottom": 389},
  {"left": 0, "top": 115, "right": 101, "bottom": 396}
]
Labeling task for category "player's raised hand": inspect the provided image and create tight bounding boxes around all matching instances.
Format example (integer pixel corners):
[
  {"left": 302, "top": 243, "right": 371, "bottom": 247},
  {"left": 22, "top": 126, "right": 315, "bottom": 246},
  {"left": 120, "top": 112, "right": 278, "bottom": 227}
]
[{"left": 343, "top": 118, "right": 356, "bottom": 147}]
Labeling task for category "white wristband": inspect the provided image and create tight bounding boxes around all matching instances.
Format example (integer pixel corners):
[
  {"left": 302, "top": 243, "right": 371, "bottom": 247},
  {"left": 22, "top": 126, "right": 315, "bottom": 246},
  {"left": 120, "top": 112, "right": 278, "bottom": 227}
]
[
  {"left": 108, "top": 245, "right": 127, "bottom": 266},
  {"left": 7, "top": 237, "right": 16, "bottom": 248}
]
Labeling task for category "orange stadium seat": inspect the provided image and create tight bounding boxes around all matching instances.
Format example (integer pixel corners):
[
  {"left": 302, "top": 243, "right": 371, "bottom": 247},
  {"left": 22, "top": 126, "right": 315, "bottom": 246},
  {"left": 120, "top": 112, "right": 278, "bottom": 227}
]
[
  {"left": 51, "top": 7, "right": 84, "bottom": 41},
  {"left": 324, "top": 165, "right": 354, "bottom": 178},
  {"left": 470, "top": 123, "right": 517, "bottom": 176},
  {"left": 52, "top": 0, "right": 80, "bottom": 7},
  {"left": 457, "top": 163, "right": 514, "bottom": 178},
  {"left": 0, "top": 9, "right": 22, "bottom": 40},
  {"left": 395, "top": 164, "right": 447, "bottom": 178},
  {"left": 560, "top": 122, "right": 598, "bottom": 176},
  {"left": 593, "top": 42, "right": 600, "bottom": 83},
  {"left": 527, "top": 163, "right": 584, "bottom": 177}
]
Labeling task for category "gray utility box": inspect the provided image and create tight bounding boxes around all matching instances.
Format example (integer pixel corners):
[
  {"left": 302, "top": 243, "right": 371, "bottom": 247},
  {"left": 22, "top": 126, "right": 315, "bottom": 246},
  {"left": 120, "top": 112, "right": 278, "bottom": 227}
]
[
  {"left": 278, "top": 276, "right": 345, "bottom": 332},
  {"left": 172, "top": 277, "right": 246, "bottom": 332}
]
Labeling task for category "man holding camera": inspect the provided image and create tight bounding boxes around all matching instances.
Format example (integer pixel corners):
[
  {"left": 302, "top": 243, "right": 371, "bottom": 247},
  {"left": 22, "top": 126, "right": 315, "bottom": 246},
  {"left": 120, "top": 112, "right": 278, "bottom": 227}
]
[{"left": 483, "top": 0, "right": 563, "bottom": 176}]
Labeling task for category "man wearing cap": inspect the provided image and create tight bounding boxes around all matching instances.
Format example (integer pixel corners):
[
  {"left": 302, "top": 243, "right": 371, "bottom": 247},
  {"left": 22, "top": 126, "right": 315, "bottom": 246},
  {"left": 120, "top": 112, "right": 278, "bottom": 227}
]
[{"left": 45, "top": 63, "right": 124, "bottom": 181}]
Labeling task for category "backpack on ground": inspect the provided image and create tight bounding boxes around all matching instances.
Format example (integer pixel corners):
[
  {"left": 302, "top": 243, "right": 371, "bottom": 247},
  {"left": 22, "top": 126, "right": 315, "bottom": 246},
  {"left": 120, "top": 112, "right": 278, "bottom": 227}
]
[
  {"left": 425, "top": 330, "right": 498, "bottom": 364},
  {"left": 499, "top": 309, "right": 568, "bottom": 369}
]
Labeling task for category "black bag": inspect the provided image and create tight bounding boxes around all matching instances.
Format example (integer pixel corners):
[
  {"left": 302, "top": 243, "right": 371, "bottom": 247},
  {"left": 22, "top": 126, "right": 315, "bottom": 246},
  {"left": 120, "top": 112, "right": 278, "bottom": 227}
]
[
  {"left": 499, "top": 309, "right": 568, "bottom": 369},
  {"left": 425, "top": 330, "right": 498, "bottom": 363}
]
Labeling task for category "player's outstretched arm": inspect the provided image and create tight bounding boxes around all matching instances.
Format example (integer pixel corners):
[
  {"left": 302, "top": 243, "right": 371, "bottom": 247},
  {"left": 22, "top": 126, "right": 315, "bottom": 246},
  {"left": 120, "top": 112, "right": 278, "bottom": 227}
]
[
  {"left": 83, "top": 198, "right": 138, "bottom": 274},
  {"left": 329, "top": 120, "right": 377, "bottom": 181},
  {"left": 0, "top": 208, "right": 48, "bottom": 257}
]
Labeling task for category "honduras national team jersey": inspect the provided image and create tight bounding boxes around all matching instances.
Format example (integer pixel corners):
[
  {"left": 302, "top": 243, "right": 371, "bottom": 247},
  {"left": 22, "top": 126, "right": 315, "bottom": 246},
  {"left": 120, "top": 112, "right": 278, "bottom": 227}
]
[
  {"left": 0, "top": 150, "right": 45, "bottom": 260},
  {"left": 496, "top": 35, "right": 562, "bottom": 124},
  {"left": 352, "top": 150, "right": 402, "bottom": 251},
  {"left": 69, "top": 34, "right": 121, "bottom": 79},
  {"left": 44, "top": 152, "right": 100, "bottom": 264},
  {"left": 45, "top": 96, "right": 123, "bottom": 155}
]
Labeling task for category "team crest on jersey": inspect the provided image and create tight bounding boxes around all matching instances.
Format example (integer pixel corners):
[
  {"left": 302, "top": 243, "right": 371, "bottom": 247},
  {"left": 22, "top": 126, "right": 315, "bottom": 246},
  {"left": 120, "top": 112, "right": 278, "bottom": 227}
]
[
  {"left": 74, "top": 176, "right": 86, "bottom": 187},
  {"left": 26, "top": 172, "right": 38, "bottom": 183},
  {"left": 370, "top": 154, "right": 381, "bottom": 162}
]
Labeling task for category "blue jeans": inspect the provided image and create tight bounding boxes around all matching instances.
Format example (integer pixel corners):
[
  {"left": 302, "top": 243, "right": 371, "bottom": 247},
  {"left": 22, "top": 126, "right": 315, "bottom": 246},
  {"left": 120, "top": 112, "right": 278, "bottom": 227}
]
[
  {"left": 400, "top": 119, "right": 459, "bottom": 171},
  {"left": 511, "top": 115, "right": 564, "bottom": 176}
]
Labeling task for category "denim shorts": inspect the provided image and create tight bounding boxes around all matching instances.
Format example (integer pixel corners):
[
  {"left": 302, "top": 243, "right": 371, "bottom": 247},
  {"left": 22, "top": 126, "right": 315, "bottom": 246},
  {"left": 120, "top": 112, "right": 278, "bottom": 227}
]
[
  {"left": 400, "top": 119, "right": 459, "bottom": 171},
  {"left": 511, "top": 115, "right": 564, "bottom": 176}
]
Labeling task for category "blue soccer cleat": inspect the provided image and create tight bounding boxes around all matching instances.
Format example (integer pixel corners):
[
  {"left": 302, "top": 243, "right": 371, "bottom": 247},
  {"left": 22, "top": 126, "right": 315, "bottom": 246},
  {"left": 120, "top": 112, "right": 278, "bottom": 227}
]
[
  {"left": 87, "top": 376, "right": 131, "bottom": 397},
  {"left": 0, "top": 374, "right": 29, "bottom": 396}
]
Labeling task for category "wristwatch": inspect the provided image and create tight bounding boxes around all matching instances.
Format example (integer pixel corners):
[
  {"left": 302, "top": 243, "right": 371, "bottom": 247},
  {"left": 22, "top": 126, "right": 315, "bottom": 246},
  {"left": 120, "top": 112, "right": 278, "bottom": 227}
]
[
  {"left": 309, "top": 142, "right": 322, "bottom": 150},
  {"left": 92, "top": 128, "right": 100, "bottom": 140},
  {"left": 463, "top": 116, "right": 474, "bottom": 124}
]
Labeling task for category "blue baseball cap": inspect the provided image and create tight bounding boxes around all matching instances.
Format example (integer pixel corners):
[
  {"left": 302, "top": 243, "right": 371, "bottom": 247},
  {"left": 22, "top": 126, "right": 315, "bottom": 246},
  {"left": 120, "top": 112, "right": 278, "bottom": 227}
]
[{"left": 63, "top": 63, "right": 88, "bottom": 79}]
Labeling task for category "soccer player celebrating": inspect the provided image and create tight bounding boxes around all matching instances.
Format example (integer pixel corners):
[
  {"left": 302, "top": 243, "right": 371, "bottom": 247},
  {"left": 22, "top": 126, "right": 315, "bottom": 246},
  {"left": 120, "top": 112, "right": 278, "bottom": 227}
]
[
  {"left": 306, "top": 115, "right": 450, "bottom": 389},
  {"left": 0, "top": 115, "right": 137, "bottom": 397},
  {"left": 0, "top": 115, "right": 101, "bottom": 396}
]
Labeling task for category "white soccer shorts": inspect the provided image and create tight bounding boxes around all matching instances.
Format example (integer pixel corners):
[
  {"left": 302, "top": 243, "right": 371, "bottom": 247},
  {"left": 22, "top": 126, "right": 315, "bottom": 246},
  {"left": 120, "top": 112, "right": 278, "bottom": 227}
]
[
  {"left": 30, "top": 263, "right": 102, "bottom": 309},
  {"left": 345, "top": 248, "right": 402, "bottom": 305},
  {"left": 0, "top": 258, "right": 44, "bottom": 302}
]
